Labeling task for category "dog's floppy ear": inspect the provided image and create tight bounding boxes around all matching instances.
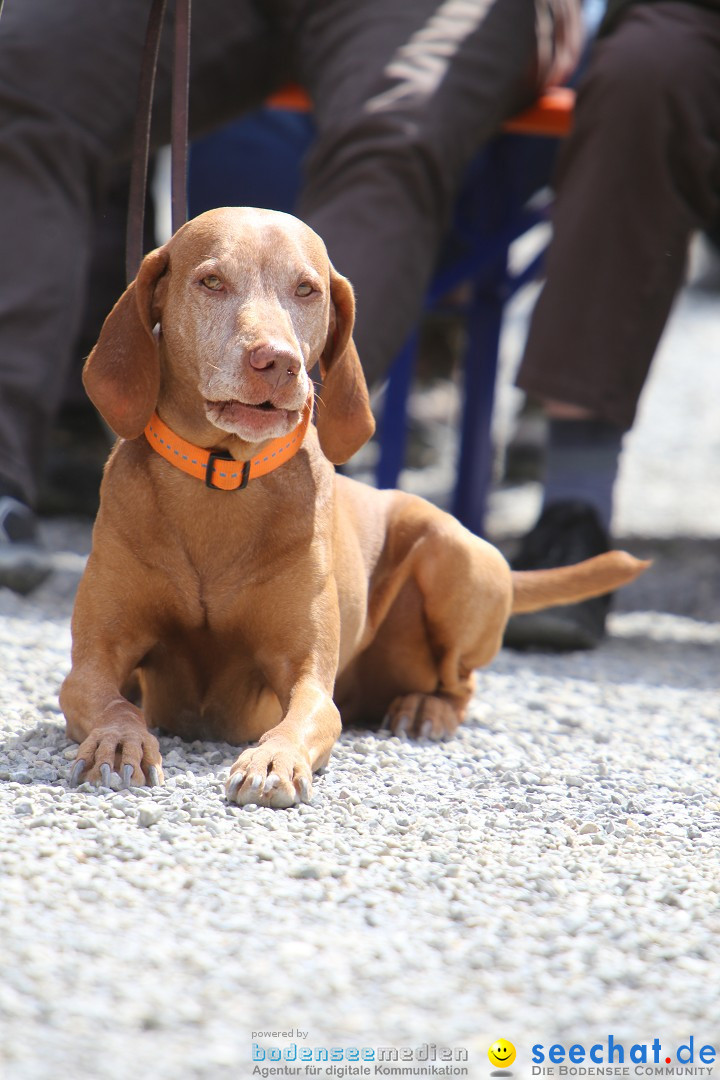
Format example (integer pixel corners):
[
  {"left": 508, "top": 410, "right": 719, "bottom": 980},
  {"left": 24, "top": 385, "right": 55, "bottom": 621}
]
[
  {"left": 83, "top": 246, "right": 169, "bottom": 439},
  {"left": 314, "top": 265, "right": 375, "bottom": 465}
]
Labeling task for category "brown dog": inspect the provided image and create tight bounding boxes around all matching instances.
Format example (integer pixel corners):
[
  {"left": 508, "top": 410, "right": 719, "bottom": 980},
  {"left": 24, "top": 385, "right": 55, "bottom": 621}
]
[{"left": 60, "top": 207, "right": 648, "bottom": 807}]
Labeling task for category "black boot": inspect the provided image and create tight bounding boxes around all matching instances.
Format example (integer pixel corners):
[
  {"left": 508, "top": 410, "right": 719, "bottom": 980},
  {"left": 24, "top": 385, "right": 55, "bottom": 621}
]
[
  {"left": 503, "top": 500, "right": 612, "bottom": 651},
  {"left": 0, "top": 486, "right": 53, "bottom": 595}
]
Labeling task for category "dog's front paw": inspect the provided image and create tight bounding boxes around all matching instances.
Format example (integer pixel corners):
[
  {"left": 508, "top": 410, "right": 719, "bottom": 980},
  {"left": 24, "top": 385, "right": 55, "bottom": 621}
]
[
  {"left": 384, "top": 693, "right": 461, "bottom": 740},
  {"left": 226, "top": 741, "right": 312, "bottom": 808},
  {"left": 69, "top": 722, "right": 164, "bottom": 789}
]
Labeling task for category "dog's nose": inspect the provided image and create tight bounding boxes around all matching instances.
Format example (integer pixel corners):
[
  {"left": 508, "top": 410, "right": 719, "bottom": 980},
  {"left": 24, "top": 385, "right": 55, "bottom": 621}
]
[{"left": 247, "top": 344, "right": 302, "bottom": 377}]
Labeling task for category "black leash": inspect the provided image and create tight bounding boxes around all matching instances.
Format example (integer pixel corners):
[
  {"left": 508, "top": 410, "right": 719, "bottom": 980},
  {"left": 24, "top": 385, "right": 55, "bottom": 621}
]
[{"left": 126, "top": 0, "right": 191, "bottom": 284}]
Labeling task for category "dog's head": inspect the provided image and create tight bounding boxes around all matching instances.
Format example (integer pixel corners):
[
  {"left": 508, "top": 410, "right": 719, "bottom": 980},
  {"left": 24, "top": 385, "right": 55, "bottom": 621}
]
[{"left": 83, "top": 207, "right": 375, "bottom": 463}]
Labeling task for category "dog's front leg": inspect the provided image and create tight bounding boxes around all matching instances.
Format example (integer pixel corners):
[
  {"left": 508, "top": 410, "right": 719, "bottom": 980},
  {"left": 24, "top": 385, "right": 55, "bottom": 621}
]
[
  {"left": 61, "top": 652, "right": 164, "bottom": 789},
  {"left": 60, "top": 572, "right": 163, "bottom": 788},
  {"left": 226, "top": 675, "right": 341, "bottom": 809},
  {"left": 63, "top": 696, "right": 163, "bottom": 790},
  {"left": 226, "top": 585, "right": 342, "bottom": 809}
]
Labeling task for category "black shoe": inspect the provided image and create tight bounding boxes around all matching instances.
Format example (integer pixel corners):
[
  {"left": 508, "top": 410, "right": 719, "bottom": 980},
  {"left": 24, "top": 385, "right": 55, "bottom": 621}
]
[
  {"left": 503, "top": 500, "right": 611, "bottom": 651},
  {"left": 0, "top": 495, "right": 53, "bottom": 595}
]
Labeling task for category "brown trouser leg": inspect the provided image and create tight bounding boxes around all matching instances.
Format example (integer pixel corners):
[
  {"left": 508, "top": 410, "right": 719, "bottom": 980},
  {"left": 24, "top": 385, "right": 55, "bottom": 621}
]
[
  {"left": 297, "top": 0, "right": 556, "bottom": 388},
  {"left": 517, "top": 2, "right": 720, "bottom": 430}
]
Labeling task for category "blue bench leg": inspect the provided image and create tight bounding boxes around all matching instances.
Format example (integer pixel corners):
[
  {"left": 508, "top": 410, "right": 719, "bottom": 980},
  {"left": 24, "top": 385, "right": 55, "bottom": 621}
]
[
  {"left": 451, "top": 267, "right": 507, "bottom": 537},
  {"left": 376, "top": 333, "right": 417, "bottom": 489}
]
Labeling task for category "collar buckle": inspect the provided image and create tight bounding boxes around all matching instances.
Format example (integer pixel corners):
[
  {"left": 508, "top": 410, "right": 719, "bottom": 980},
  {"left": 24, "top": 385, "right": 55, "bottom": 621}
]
[{"left": 205, "top": 450, "right": 250, "bottom": 490}]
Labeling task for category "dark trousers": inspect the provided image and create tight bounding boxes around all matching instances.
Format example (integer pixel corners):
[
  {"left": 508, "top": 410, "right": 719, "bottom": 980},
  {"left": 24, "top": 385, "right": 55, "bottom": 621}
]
[
  {"left": 0, "top": 0, "right": 573, "bottom": 505},
  {"left": 516, "top": 2, "right": 720, "bottom": 430}
]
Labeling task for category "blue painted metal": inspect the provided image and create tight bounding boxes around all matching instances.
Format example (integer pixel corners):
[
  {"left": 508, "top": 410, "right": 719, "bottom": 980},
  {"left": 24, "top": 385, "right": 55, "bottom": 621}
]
[
  {"left": 377, "top": 131, "right": 559, "bottom": 534},
  {"left": 376, "top": 334, "right": 417, "bottom": 489}
]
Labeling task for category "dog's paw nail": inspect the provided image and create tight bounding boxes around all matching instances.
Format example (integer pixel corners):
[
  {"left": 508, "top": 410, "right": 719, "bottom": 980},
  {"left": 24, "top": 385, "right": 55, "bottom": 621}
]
[
  {"left": 69, "top": 759, "right": 86, "bottom": 788},
  {"left": 420, "top": 719, "right": 432, "bottom": 738},
  {"left": 147, "top": 765, "right": 161, "bottom": 787},
  {"left": 263, "top": 774, "right": 280, "bottom": 795},
  {"left": 380, "top": 714, "right": 390, "bottom": 731},
  {"left": 395, "top": 714, "right": 409, "bottom": 735},
  {"left": 249, "top": 775, "right": 263, "bottom": 794},
  {"left": 226, "top": 773, "right": 245, "bottom": 801},
  {"left": 121, "top": 763, "right": 135, "bottom": 788},
  {"left": 99, "top": 763, "right": 112, "bottom": 787},
  {"left": 298, "top": 776, "right": 311, "bottom": 802}
]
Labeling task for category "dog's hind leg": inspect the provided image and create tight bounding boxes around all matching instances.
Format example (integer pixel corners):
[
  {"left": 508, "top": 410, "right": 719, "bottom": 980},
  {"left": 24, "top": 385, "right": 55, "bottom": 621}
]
[{"left": 348, "top": 505, "right": 514, "bottom": 739}]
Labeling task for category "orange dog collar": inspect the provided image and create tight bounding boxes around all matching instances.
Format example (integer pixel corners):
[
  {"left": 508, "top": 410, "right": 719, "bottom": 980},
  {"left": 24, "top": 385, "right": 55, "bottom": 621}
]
[{"left": 144, "top": 397, "right": 313, "bottom": 491}]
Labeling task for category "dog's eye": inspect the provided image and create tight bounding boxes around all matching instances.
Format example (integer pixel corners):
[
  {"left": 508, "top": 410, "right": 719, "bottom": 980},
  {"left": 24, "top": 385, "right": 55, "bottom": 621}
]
[
  {"left": 201, "top": 275, "right": 223, "bottom": 291},
  {"left": 295, "top": 282, "right": 314, "bottom": 297}
]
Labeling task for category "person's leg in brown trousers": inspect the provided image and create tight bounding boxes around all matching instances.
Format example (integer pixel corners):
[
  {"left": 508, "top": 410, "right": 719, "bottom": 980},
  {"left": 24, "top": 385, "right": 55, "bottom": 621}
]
[
  {"left": 506, "top": 2, "right": 720, "bottom": 651},
  {"left": 518, "top": 2, "right": 720, "bottom": 427}
]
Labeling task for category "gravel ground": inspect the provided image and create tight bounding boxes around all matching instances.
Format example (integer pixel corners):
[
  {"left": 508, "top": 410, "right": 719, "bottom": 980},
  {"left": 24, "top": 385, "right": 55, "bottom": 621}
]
[{"left": 1, "top": 253, "right": 719, "bottom": 1079}]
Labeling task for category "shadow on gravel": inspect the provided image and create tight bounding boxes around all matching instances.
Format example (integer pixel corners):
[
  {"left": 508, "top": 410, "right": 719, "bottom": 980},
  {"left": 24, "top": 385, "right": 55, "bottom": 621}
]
[
  {"left": 0, "top": 720, "right": 239, "bottom": 789},
  {"left": 499, "top": 631, "right": 719, "bottom": 695},
  {"left": 598, "top": 630, "right": 720, "bottom": 694},
  {"left": 0, "top": 719, "right": 69, "bottom": 786},
  {"left": 606, "top": 536, "right": 719, "bottom": 621}
]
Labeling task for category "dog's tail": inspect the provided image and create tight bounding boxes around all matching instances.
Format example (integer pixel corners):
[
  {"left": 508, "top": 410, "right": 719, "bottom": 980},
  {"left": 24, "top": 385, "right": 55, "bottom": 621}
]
[{"left": 511, "top": 551, "right": 650, "bottom": 614}]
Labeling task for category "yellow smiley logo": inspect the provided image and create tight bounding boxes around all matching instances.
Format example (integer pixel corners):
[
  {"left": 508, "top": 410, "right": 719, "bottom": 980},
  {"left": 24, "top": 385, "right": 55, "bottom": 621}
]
[{"left": 488, "top": 1039, "right": 516, "bottom": 1069}]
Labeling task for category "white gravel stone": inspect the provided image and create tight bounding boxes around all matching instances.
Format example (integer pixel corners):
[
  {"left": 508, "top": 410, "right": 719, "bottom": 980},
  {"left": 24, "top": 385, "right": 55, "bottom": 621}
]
[
  {"left": 137, "top": 802, "right": 164, "bottom": 828},
  {"left": 564, "top": 774, "right": 585, "bottom": 787}
]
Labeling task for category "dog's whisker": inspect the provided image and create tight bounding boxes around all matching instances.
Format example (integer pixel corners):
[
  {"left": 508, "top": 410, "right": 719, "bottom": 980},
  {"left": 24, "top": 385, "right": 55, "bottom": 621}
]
[{"left": 311, "top": 380, "right": 326, "bottom": 409}]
